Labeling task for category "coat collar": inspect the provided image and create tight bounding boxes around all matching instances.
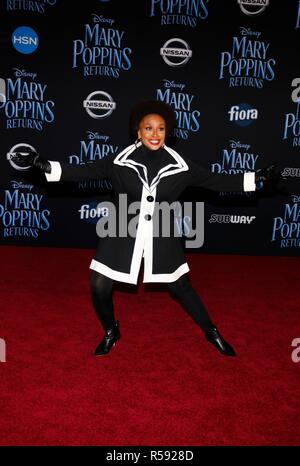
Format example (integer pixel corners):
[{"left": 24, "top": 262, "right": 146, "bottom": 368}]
[{"left": 113, "top": 142, "right": 189, "bottom": 193}]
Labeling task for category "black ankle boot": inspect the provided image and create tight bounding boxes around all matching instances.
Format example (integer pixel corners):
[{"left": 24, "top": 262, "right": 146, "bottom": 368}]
[
  {"left": 94, "top": 320, "right": 120, "bottom": 356},
  {"left": 205, "top": 327, "right": 236, "bottom": 357}
]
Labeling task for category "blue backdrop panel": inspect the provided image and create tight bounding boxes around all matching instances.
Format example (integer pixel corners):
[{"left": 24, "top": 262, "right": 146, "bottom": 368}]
[{"left": 1, "top": 0, "right": 299, "bottom": 255}]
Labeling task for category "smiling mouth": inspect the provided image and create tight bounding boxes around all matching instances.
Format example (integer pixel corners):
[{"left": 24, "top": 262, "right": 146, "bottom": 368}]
[{"left": 149, "top": 139, "right": 161, "bottom": 145}]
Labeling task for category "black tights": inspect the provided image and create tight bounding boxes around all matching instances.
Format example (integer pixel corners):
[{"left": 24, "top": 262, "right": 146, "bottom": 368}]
[
  {"left": 91, "top": 271, "right": 215, "bottom": 334},
  {"left": 91, "top": 272, "right": 115, "bottom": 330}
]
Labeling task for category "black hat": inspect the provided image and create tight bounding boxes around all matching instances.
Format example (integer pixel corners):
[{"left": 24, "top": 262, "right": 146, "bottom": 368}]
[{"left": 130, "top": 100, "right": 176, "bottom": 138}]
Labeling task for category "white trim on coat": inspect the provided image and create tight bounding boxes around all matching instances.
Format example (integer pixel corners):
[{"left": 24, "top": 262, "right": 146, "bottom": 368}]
[
  {"left": 103, "top": 143, "right": 191, "bottom": 282},
  {"left": 90, "top": 259, "right": 140, "bottom": 284},
  {"left": 143, "top": 262, "right": 190, "bottom": 283},
  {"left": 90, "top": 182, "right": 190, "bottom": 284},
  {"left": 45, "top": 161, "right": 62, "bottom": 182},
  {"left": 113, "top": 142, "right": 189, "bottom": 194},
  {"left": 243, "top": 172, "right": 256, "bottom": 191},
  {"left": 89, "top": 259, "right": 190, "bottom": 284}
]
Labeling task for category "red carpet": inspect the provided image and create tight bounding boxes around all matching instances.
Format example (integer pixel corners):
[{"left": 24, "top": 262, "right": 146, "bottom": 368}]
[{"left": 0, "top": 246, "right": 299, "bottom": 446}]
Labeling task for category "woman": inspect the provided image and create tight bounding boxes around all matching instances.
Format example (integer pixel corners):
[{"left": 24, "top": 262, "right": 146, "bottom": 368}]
[{"left": 17, "top": 100, "right": 272, "bottom": 358}]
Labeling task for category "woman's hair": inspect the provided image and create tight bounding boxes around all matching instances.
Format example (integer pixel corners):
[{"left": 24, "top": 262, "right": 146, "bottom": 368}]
[{"left": 130, "top": 100, "right": 176, "bottom": 138}]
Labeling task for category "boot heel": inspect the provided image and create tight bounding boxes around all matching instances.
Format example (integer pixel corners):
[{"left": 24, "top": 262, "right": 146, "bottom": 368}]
[
  {"left": 94, "top": 321, "right": 120, "bottom": 356},
  {"left": 205, "top": 327, "right": 236, "bottom": 357}
]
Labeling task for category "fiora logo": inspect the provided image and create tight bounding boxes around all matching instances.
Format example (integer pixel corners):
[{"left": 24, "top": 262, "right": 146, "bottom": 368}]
[
  {"left": 83, "top": 91, "right": 116, "bottom": 119},
  {"left": 78, "top": 202, "right": 109, "bottom": 224},
  {"left": 11, "top": 26, "right": 39, "bottom": 54},
  {"left": 160, "top": 38, "right": 192, "bottom": 67},
  {"left": 237, "top": 0, "right": 269, "bottom": 16},
  {"left": 228, "top": 104, "right": 258, "bottom": 126}
]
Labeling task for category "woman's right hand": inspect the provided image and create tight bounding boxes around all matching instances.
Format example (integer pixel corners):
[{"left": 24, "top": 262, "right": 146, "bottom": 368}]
[{"left": 13, "top": 150, "right": 51, "bottom": 173}]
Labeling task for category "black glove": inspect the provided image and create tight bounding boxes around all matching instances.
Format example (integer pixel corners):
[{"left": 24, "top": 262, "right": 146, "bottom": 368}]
[
  {"left": 255, "top": 165, "right": 283, "bottom": 186},
  {"left": 13, "top": 150, "right": 51, "bottom": 173}
]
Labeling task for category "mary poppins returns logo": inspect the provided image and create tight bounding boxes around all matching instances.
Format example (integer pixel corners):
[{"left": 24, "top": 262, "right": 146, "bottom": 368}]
[
  {"left": 156, "top": 79, "right": 201, "bottom": 140},
  {"left": 149, "top": 0, "right": 209, "bottom": 27},
  {"left": 72, "top": 14, "right": 132, "bottom": 78},
  {"left": 0, "top": 182, "right": 51, "bottom": 238},
  {"left": 0, "top": 69, "right": 55, "bottom": 131},
  {"left": 219, "top": 27, "right": 276, "bottom": 89},
  {"left": 6, "top": 0, "right": 58, "bottom": 13},
  {"left": 272, "top": 196, "right": 300, "bottom": 249}
]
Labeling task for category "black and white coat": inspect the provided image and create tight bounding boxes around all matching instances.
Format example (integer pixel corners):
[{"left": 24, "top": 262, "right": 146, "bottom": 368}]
[{"left": 45, "top": 142, "right": 256, "bottom": 284}]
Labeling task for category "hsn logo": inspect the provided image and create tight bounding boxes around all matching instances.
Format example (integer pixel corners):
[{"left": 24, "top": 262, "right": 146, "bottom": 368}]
[{"left": 11, "top": 26, "right": 39, "bottom": 54}]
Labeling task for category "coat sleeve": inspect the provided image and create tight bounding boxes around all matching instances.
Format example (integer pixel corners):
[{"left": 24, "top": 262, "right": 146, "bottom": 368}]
[
  {"left": 44, "top": 156, "right": 114, "bottom": 183},
  {"left": 185, "top": 158, "right": 256, "bottom": 192},
  {"left": 276, "top": 173, "right": 300, "bottom": 195}
]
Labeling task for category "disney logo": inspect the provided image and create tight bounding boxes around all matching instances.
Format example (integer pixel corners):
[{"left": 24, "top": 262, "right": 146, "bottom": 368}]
[
  {"left": 86, "top": 131, "right": 109, "bottom": 142},
  {"left": 11, "top": 181, "right": 34, "bottom": 191},
  {"left": 163, "top": 79, "right": 186, "bottom": 90},
  {"left": 13, "top": 68, "right": 37, "bottom": 80},
  {"left": 291, "top": 195, "right": 300, "bottom": 203},
  {"left": 229, "top": 139, "right": 251, "bottom": 151},
  {"left": 240, "top": 27, "right": 261, "bottom": 38},
  {"left": 92, "top": 14, "right": 115, "bottom": 25}
]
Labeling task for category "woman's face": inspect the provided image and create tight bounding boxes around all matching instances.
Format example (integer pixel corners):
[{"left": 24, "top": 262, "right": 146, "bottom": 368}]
[{"left": 138, "top": 113, "right": 166, "bottom": 151}]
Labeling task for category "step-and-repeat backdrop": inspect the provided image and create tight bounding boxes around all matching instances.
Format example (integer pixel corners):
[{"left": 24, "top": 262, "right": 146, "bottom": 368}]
[{"left": 1, "top": 0, "right": 300, "bottom": 255}]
